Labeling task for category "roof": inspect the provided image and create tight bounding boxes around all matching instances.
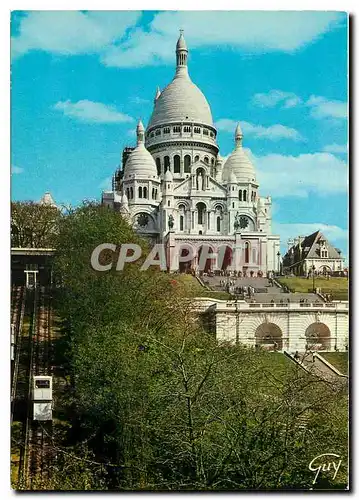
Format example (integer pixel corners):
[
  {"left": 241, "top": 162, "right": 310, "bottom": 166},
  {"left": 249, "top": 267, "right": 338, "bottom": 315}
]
[
  {"left": 222, "top": 124, "right": 256, "bottom": 183},
  {"left": 147, "top": 35, "right": 213, "bottom": 129},
  {"left": 124, "top": 121, "right": 158, "bottom": 180},
  {"left": 39, "top": 192, "right": 56, "bottom": 207},
  {"left": 284, "top": 231, "right": 343, "bottom": 263}
]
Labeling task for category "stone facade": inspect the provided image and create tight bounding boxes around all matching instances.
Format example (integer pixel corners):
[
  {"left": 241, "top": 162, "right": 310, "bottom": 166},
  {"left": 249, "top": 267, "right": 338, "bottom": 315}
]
[
  {"left": 195, "top": 298, "right": 349, "bottom": 352},
  {"left": 102, "top": 32, "right": 280, "bottom": 274},
  {"left": 283, "top": 231, "right": 344, "bottom": 276}
]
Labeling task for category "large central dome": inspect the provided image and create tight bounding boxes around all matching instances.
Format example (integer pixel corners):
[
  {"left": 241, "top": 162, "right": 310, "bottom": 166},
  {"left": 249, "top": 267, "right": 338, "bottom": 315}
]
[{"left": 147, "top": 33, "right": 213, "bottom": 130}]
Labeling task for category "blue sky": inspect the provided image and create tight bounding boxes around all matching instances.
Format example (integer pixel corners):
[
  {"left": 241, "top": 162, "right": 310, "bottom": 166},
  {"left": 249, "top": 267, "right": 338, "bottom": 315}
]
[{"left": 10, "top": 10, "right": 348, "bottom": 259}]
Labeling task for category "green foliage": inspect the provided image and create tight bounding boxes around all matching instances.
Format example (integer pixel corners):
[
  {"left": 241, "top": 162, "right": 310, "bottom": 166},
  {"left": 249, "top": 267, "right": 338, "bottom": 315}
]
[
  {"left": 53, "top": 202, "right": 348, "bottom": 491},
  {"left": 11, "top": 201, "right": 59, "bottom": 248}
]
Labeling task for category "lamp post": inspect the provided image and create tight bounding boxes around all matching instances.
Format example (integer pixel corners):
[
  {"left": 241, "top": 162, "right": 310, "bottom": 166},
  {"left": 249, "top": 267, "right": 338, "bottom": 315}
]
[
  {"left": 312, "top": 264, "right": 316, "bottom": 292},
  {"left": 277, "top": 251, "right": 281, "bottom": 275},
  {"left": 235, "top": 292, "right": 240, "bottom": 345}
]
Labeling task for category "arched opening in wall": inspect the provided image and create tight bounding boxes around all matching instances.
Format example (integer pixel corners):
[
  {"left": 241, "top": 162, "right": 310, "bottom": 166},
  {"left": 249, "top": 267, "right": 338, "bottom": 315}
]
[
  {"left": 196, "top": 202, "right": 206, "bottom": 225},
  {"left": 151, "top": 188, "right": 155, "bottom": 199},
  {"left": 126, "top": 188, "right": 130, "bottom": 199},
  {"left": 255, "top": 323, "right": 283, "bottom": 351},
  {"left": 204, "top": 156, "right": 209, "bottom": 164},
  {"left": 319, "top": 265, "right": 331, "bottom": 276},
  {"left": 178, "top": 247, "right": 192, "bottom": 273},
  {"left": 305, "top": 323, "right": 331, "bottom": 350},
  {"left": 184, "top": 155, "right": 191, "bottom": 173},
  {"left": 138, "top": 186, "right": 143, "bottom": 198},
  {"left": 198, "top": 245, "right": 214, "bottom": 274},
  {"left": 164, "top": 156, "right": 170, "bottom": 171},
  {"left": 143, "top": 186, "right": 148, "bottom": 199},
  {"left": 217, "top": 216, "right": 221, "bottom": 232},
  {"left": 178, "top": 204, "right": 186, "bottom": 231},
  {"left": 156, "top": 157, "right": 161, "bottom": 175},
  {"left": 180, "top": 215, "right": 184, "bottom": 231},
  {"left": 130, "top": 187, "right": 133, "bottom": 199},
  {"left": 243, "top": 190, "right": 247, "bottom": 201},
  {"left": 194, "top": 155, "right": 199, "bottom": 162},
  {"left": 218, "top": 245, "right": 233, "bottom": 271},
  {"left": 174, "top": 155, "right": 180, "bottom": 173},
  {"left": 239, "top": 190, "right": 242, "bottom": 201},
  {"left": 244, "top": 242, "right": 250, "bottom": 264},
  {"left": 155, "top": 189, "right": 158, "bottom": 199},
  {"left": 211, "top": 158, "right": 215, "bottom": 166}
]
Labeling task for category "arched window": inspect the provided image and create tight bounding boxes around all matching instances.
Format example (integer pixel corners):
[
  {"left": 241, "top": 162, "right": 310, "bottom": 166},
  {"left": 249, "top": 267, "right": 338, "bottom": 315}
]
[
  {"left": 130, "top": 187, "right": 133, "bottom": 199},
  {"left": 194, "top": 126, "right": 201, "bottom": 134},
  {"left": 197, "top": 202, "right": 206, "bottom": 225},
  {"left": 183, "top": 126, "right": 191, "bottom": 133},
  {"left": 168, "top": 200, "right": 170, "bottom": 206},
  {"left": 154, "top": 189, "right": 157, "bottom": 200},
  {"left": 152, "top": 187, "right": 154, "bottom": 199},
  {"left": 155, "top": 129, "right": 161, "bottom": 136},
  {"left": 174, "top": 155, "right": 180, "bottom": 173},
  {"left": 243, "top": 190, "right": 247, "bottom": 201},
  {"left": 143, "top": 186, "right": 147, "bottom": 198},
  {"left": 173, "top": 126, "right": 181, "bottom": 133},
  {"left": 126, "top": 188, "right": 130, "bottom": 199},
  {"left": 204, "top": 156, "right": 209, "bottom": 164},
  {"left": 138, "top": 186, "right": 142, "bottom": 198},
  {"left": 211, "top": 158, "right": 214, "bottom": 166},
  {"left": 180, "top": 215, "right": 184, "bottom": 231},
  {"left": 184, "top": 155, "right": 191, "bottom": 173},
  {"left": 164, "top": 156, "right": 170, "bottom": 171},
  {"left": 156, "top": 158, "right": 161, "bottom": 175},
  {"left": 217, "top": 216, "right": 221, "bottom": 232},
  {"left": 163, "top": 127, "right": 170, "bottom": 134},
  {"left": 203, "top": 128, "right": 209, "bottom": 136},
  {"left": 245, "top": 242, "right": 250, "bottom": 264},
  {"left": 194, "top": 155, "right": 199, "bottom": 162},
  {"left": 239, "top": 190, "right": 242, "bottom": 201}
]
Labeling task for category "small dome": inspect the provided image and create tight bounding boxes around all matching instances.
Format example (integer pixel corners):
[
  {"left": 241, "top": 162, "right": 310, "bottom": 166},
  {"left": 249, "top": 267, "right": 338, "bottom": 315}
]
[
  {"left": 164, "top": 169, "right": 173, "bottom": 181},
  {"left": 222, "top": 123, "right": 256, "bottom": 183},
  {"left": 39, "top": 192, "right": 56, "bottom": 207},
  {"left": 124, "top": 120, "right": 158, "bottom": 180}
]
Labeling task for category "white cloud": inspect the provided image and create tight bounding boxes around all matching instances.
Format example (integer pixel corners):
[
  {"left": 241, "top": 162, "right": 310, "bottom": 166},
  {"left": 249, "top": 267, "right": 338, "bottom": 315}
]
[
  {"left": 323, "top": 143, "right": 347, "bottom": 154},
  {"left": 252, "top": 90, "right": 302, "bottom": 108},
  {"left": 306, "top": 95, "right": 347, "bottom": 119},
  {"left": 252, "top": 90, "right": 347, "bottom": 121},
  {"left": 216, "top": 118, "right": 303, "bottom": 141},
  {"left": 254, "top": 151, "right": 348, "bottom": 197},
  {"left": 273, "top": 222, "right": 348, "bottom": 245},
  {"left": 11, "top": 165, "right": 24, "bottom": 174},
  {"left": 12, "top": 11, "right": 345, "bottom": 66},
  {"left": 11, "top": 11, "right": 141, "bottom": 59},
  {"left": 53, "top": 100, "right": 133, "bottom": 124}
]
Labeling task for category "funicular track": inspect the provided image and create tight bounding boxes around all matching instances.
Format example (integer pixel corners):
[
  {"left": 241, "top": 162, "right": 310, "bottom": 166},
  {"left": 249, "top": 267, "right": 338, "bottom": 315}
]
[
  {"left": 12, "top": 286, "right": 54, "bottom": 490},
  {"left": 11, "top": 285, "right": 26, "bottom": 408}
]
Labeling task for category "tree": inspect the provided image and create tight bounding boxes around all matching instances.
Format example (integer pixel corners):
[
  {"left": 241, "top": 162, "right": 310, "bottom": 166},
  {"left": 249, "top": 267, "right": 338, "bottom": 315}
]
[
  {"left": 53, "top": 202, "right": 348, "bottom": 491},
  {"left": 11, "top": 201, "right": 59, "bottom": 248}
]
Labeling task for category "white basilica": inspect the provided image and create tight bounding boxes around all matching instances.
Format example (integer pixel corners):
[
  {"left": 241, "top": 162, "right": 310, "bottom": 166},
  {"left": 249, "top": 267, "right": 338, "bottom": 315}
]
[{"left": 102, "top": 32, "right": 280, "bottom": 275}]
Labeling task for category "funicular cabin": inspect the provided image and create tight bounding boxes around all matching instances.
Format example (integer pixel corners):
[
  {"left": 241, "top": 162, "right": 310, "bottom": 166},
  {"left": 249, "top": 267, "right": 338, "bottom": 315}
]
[{"left": 33, "top": 375, "right": 53, "bottom": 421}]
